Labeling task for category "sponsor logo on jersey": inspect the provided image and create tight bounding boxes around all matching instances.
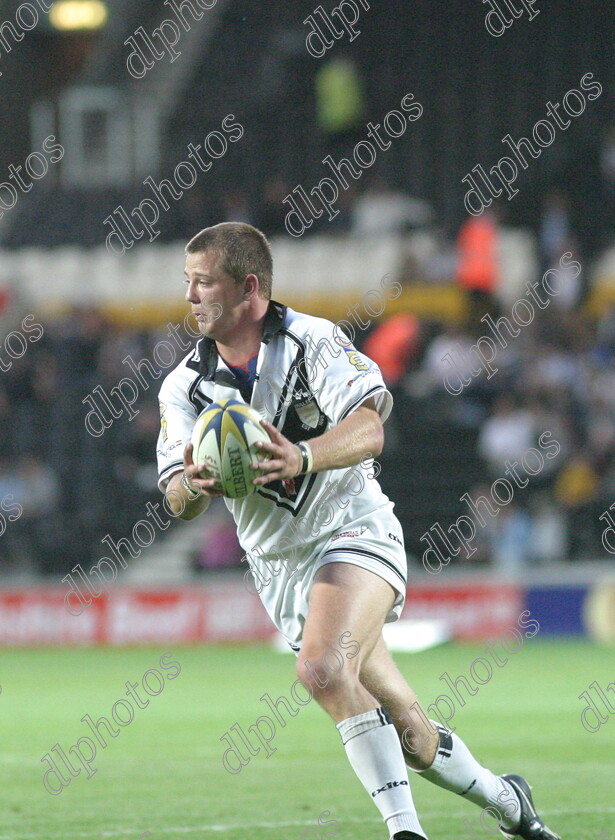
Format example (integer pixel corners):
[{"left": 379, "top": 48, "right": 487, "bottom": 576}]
[
  {"left": 344, "top": 349, "right": 369, "bottom": 371},
  {"left": 331, "top": 525, "right": 368, "bottom": 542},
  {"left": 388, "top": 532, "right": 403, "bottom": 546}
]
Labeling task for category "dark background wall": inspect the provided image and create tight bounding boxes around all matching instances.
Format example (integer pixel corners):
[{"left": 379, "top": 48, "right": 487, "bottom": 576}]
[{"left": 1, "top": 0, "right": 613, "bottom": 248}]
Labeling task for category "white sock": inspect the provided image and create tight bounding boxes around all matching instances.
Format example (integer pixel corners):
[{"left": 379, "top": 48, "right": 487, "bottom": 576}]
[
  {"left": 337, "top": 707, "right": 426, "bottom": 839},
  {"left": 414, "top": 723, "right": 520, "bottom": 832}
]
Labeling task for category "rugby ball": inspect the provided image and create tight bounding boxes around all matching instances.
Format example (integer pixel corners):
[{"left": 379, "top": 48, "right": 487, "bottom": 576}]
[{"left": 190, "top": 398, "right": 270, "bottom": 499}]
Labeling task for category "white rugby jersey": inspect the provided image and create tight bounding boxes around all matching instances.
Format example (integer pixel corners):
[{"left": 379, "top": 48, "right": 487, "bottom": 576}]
[{"left": 156, "top": 301, "right": 395, "bottom": 561}]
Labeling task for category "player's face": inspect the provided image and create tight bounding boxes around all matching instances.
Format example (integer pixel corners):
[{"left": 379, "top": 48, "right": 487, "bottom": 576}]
[{"left": 184, "top": 250, "right": 246, "bottom": 341}]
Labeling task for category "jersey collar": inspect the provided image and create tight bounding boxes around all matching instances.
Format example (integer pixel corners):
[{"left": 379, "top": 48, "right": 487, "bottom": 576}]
[{"left": 197, "top": 299, "right": 287, "bottom": 380}]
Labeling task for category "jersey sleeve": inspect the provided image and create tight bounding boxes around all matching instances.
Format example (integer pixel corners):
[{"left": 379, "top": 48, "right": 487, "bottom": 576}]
[
  {"left": 156, "top": 372, "right": 199, "bottom": 491},
  {"left": 305, "top": 320, "right": 393, "bottom": 426}
]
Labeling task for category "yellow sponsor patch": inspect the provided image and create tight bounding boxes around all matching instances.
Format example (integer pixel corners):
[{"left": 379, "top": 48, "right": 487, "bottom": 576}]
[{"left": 344, "top": 349, "right": 369, "bottom": 371}]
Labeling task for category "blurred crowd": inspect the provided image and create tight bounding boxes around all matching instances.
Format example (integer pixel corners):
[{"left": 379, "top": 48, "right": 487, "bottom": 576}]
[
  {"left": 365, "top": 210, "right": 615, "bottom": 568},
  {"left": 398, "top": 304, "right": 615, "bottom": 567},
  {"left": 0, "top": 309, "right": 165, "bottom": 577}
]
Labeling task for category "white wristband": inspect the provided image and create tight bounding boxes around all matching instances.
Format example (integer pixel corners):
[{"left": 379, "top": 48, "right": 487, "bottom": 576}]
[{"left": 297, "top": 441, "right": 314, "bottom": 475}]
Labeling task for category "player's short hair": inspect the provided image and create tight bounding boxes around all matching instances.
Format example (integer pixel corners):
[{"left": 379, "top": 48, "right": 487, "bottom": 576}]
[{"left": 186, "top": 222, "right": 273, "bottom": 300}]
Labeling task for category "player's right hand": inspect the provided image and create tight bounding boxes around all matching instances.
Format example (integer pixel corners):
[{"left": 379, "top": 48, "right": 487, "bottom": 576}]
[{"left": 182, "top": 442, "right": 225, "bottom": 497}]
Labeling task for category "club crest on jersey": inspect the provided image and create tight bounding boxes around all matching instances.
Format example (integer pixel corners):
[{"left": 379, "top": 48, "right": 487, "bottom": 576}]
[
  {"left": 292, "top": 379, "right": 320, "bottom": 429},
  {"left": 344, "top": 348, "right": 369, "bottom": 371},
  {"left": 295, "top": 400, "right": 320, "bottom": 428}
]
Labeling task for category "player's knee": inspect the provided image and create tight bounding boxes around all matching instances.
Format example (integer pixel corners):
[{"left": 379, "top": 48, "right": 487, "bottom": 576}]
[{"left": 296, "top": 646, "right": 353, "bottom": 697}]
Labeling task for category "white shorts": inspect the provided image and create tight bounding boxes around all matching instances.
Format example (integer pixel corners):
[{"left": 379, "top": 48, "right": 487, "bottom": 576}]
[{"left": 249, "top": 503, "right": 408, "bottom": 651}]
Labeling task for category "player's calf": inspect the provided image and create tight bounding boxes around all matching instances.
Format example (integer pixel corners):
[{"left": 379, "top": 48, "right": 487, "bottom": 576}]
[
  {"left": 398, "top": 702, "right": 439, "bottom": 769},
  {"left": 426, "top": 693, "right": 456, "bottom": 732}
]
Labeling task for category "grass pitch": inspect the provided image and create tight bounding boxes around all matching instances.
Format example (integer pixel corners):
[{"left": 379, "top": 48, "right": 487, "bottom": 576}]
[{"left": 2, "top": 639, "right": 613, "bottom": 840}]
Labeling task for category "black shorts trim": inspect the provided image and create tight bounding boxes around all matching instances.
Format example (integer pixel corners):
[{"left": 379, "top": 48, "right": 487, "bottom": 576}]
[{"left": 320, "top": 546, "right": 407, "bottom": 587}]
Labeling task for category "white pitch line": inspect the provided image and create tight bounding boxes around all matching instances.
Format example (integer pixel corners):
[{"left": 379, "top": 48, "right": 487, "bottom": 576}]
[{"left": 1, "top": 805, "right": 614, "bottom": 839}]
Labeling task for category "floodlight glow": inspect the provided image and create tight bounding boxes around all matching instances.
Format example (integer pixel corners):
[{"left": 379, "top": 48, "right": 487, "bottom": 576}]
[{"left": 50, "top": 1, "right": 108, "bottom": 31}]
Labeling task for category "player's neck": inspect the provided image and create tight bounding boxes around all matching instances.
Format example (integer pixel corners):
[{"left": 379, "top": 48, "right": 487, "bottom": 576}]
[
  {"left": 215, "top": 313, "right": 266, "bottom": 368},
  {"left": 216, "top": 339, "right": 259, "bottom": 369}
]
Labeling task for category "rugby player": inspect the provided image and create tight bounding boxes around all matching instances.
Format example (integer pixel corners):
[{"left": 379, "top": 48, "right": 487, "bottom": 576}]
[{"left": 156, "top": 222, "right": 560, "bottom": 840}]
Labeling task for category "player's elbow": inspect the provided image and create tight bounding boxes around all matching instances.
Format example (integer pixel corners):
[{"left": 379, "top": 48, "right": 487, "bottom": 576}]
[
  {"left": 176, "top": 504, "right": 201, "bottom": 521},
  {"left": 175, "top": 495, "right": 211, "bottom": 520},
  {"left": 164, "top": 490, "right": 185, "bottom": 519},
  {"left": 164, "top": 486, "right": 206, "bottom": 520}
]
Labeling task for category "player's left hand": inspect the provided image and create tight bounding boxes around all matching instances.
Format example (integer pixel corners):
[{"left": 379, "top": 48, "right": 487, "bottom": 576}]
[{"left": 250, "top": 421, "right": 303, "bottom": 485}]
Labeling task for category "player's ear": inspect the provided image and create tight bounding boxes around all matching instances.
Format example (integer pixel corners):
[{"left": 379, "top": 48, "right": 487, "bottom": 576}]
[{"left": 243, "top": 273, "right": 259, "bottom": 300}]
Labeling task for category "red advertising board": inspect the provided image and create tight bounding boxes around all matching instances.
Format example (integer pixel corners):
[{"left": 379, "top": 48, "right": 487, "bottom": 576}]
[
  {"left": 0, "top": 582, "right": 523, "bottom": 645},
  {"left": 403, "top": 583, "right": 524, "bottom": 639},
  {"left": 0, "top": 585, "right": 274, "bottom": 646}
]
